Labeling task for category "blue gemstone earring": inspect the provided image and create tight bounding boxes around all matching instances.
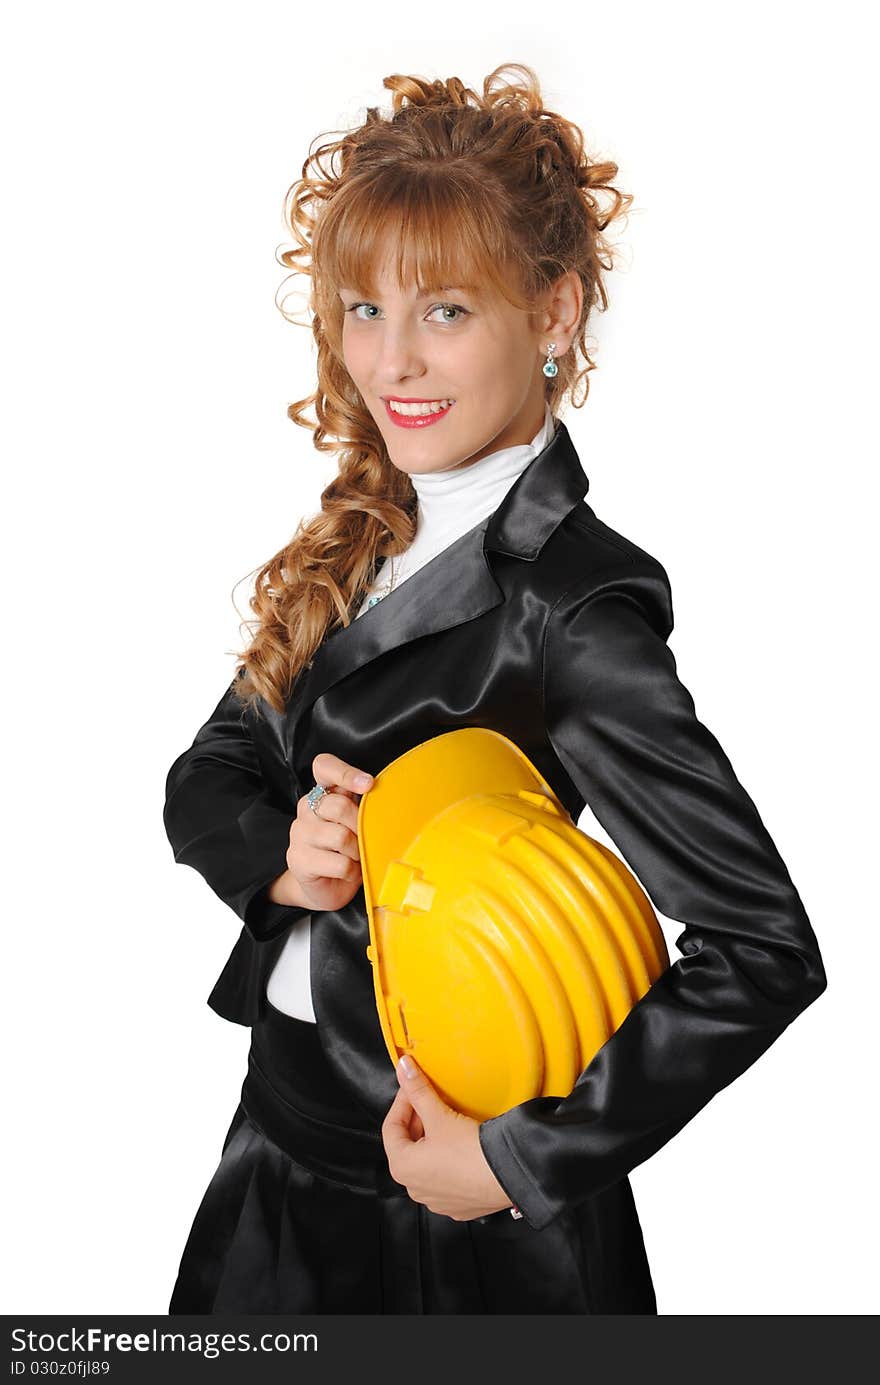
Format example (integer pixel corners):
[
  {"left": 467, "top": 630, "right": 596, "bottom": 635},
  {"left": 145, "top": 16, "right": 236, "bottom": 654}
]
[{"left": 542, "top": 342, "right": 558, "bottom": 378}]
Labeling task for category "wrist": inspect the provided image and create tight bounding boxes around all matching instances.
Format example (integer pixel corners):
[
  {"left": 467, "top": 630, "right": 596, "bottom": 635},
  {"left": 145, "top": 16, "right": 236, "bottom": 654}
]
[{"left": 267, "top": 868, "right": 307, "bottom": 909}]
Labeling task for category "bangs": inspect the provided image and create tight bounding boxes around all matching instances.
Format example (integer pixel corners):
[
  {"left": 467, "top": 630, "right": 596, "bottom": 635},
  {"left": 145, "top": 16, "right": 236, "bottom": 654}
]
[{"left": 314, "top": 169, "right": 533, "bottom": 310}]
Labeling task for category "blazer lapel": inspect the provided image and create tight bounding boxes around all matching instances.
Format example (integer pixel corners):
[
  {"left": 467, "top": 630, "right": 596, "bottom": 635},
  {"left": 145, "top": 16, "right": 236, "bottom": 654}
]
[{"left": 284, "top": 419, "right": 590, "bottom": 757}]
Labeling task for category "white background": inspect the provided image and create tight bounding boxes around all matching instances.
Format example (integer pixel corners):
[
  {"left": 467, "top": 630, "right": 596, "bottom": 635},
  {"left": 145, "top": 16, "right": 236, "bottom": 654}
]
[{"left": 3, "top": 0, "right": 876, "bottom": 1316}]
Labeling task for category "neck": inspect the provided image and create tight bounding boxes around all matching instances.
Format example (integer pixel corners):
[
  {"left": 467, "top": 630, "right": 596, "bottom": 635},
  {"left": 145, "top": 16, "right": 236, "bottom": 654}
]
[{"left": 408, "top": 402, "right": 556, "bottom": 516}]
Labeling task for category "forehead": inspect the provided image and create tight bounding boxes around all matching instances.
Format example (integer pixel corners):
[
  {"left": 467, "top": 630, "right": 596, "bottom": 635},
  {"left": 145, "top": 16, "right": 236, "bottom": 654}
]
[
  {"left": 339, "top": 239, "right": 483, "bottom": 296},
  {"left": 340, "top": 276, "right": 481, "bottom": 297},
  {"left": 320, "top": 182, "right": 532, "bottom": 312}
]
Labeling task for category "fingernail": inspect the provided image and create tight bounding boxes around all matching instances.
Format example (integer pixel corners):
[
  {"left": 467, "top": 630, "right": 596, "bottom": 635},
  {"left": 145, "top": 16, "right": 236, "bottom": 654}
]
[
  {"left": 397, "top": 1054, "right": 416, "bottom": 1079},
  {"left": 355, "top": 773, "right": 372, "bottom": 789}
]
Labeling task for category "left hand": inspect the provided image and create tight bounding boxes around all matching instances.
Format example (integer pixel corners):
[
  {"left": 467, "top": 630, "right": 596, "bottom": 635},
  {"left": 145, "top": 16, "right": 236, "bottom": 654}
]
[{"left": 382, "top": 1054, "right": 515, "bottom": 1220}]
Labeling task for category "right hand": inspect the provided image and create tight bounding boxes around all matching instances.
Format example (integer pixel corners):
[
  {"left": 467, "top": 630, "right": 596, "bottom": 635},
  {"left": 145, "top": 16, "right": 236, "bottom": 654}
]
[{"left": 270, "top": 753, "right": 375, "bottom": 913}]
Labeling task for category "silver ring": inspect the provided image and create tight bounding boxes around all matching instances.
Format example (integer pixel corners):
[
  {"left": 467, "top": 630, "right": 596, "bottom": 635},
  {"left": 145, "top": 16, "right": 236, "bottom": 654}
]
[{"left": 306, "top": 783, "right": 328, "bottom": 815}]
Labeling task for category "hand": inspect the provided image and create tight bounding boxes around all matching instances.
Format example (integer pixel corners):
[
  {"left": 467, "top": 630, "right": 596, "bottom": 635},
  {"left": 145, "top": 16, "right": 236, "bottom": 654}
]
[
  {"left": 382, "top": 1055, "right": 514, "bottom": 1221},
  {"left": 272, "top": 753, "right": 374, "bottom": 913}
]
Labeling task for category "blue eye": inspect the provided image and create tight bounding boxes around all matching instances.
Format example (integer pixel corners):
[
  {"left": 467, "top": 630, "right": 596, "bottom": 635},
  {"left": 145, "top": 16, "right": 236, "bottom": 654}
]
[
  {"left": 343, "top": 302, "right": 471, "bottom": 324},
  {"left": 427, "top": 303, "right": 470, "bottom": 324}
]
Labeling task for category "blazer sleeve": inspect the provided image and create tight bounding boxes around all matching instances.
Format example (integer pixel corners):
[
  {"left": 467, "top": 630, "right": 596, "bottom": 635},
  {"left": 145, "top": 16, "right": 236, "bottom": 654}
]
[
  {"left": 478, "top": 560, "right": 827, "bottom": 1230},
  {"left": 163, "top": 673, "right": 311, "bottom": 943}
]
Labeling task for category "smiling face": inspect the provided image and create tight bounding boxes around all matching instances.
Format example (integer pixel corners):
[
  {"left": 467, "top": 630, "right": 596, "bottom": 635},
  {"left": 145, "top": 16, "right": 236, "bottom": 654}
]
[{"left": 339, "top": 241, "right": 580, "bottom": 475}]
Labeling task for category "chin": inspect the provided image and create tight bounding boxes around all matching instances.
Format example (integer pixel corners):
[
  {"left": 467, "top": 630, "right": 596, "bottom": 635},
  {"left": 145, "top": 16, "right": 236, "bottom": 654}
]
[{"left": 385, "top": 438, "right": 451, "bottom": 471}]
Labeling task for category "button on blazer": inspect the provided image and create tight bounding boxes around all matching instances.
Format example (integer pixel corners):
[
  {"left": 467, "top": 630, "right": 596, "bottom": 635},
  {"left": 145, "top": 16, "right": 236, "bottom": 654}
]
[{"left": 163, "top": 419, "right": 826, "bottom": 1230}]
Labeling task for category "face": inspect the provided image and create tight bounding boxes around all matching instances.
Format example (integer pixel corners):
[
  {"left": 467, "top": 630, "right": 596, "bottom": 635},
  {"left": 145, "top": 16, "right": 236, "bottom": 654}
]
[{"left": 339, "top": 249, "right": 581, "bottom": 475}]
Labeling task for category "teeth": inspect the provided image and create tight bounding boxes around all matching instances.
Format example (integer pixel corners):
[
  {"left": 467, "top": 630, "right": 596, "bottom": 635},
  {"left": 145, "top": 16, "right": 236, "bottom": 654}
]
[{"left": 388, "top": 398, "right": 453, "bottom": 416}]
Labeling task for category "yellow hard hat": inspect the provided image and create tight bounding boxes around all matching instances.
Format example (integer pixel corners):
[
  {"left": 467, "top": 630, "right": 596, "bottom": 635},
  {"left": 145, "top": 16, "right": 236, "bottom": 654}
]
[{"left": 358, "top": 727, "right": 669, "bottom": 1122}]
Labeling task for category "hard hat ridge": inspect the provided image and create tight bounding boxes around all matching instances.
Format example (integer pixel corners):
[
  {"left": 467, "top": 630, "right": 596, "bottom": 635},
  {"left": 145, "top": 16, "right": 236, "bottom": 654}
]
[{"left": 359, "top": 727, "right": 670, "bottom": 1121}]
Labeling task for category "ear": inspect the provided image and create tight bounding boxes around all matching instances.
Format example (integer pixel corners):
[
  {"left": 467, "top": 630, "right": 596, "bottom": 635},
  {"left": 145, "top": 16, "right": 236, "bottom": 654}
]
[{"left": 542, "top": 268, "right": 583, "bottom": 355}]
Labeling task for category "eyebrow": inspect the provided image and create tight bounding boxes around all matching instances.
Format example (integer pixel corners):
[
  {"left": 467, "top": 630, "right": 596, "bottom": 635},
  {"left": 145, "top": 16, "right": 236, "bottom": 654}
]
[{"left": 340, "top": 285, "right": 477, "bottom": 298}]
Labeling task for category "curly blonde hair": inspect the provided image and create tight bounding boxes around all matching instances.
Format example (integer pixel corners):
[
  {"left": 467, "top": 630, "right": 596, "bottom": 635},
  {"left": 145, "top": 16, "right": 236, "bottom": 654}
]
[{"left": 231, "top": 61, "right": 632, "bottom": 716}]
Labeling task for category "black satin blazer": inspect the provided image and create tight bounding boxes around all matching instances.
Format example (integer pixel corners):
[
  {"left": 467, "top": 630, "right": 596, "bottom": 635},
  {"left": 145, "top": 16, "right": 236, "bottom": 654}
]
[{"left": 163, "top": 419, "right": 827, "bottom": 1231}]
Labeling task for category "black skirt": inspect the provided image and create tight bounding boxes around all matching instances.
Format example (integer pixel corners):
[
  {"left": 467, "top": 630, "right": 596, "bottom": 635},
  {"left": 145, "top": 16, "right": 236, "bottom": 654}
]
[{"left": 168, "top": 1001, "right": 658, "bottom": 1314}]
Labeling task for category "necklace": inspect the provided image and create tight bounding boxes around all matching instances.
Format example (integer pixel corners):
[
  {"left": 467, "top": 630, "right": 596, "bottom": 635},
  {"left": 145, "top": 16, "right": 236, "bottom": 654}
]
[{"left": 364, "top": 553, "right": 402, "bottom": 609}]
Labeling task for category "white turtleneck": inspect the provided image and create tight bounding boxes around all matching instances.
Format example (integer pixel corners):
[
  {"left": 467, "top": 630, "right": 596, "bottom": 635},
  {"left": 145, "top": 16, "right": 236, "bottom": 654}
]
[{"left": 265, "top": 401, "right": 558, "bottom": 1021}]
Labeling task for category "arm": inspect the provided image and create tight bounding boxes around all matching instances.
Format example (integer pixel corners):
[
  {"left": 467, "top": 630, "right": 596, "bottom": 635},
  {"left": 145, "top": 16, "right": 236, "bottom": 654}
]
[
  {"left": 478, "top": 561, "right": 827, "bottom": 1230},
  {"left": 163, "top": 673, "right": 311, "bottom": 943}
]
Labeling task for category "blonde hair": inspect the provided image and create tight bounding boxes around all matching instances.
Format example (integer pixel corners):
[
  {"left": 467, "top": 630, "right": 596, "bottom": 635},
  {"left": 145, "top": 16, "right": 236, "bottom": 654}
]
[{"left": 232, "top": 61, "right": 632, "bottom": 715}]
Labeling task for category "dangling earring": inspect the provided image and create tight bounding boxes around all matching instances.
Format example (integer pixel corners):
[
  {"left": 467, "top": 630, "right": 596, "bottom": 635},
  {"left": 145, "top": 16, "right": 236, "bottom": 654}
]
[{"left": 542, "top": 342, "right": 558, "bottom": 378}]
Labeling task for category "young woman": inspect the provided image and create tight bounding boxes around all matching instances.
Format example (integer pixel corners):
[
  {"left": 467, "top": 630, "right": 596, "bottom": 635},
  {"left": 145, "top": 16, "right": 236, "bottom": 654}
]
[{"left": 163, "top": 62, "right": 826, "bottom": 1314}]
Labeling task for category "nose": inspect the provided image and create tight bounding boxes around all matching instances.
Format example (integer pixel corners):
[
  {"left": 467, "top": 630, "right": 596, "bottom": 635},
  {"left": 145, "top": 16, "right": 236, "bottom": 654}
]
[{"left": 374, "top": 321, "right": 426, "bottom": 387}]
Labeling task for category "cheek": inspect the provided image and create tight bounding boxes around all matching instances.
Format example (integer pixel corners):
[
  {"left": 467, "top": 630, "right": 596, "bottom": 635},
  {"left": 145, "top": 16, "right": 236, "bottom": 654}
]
[
  {"left": 341, "top": 329, "right": 368, "bottom": 385},
  {"left": 441, "top": 338, "right": 493, "bottom": 397},
  {"left": 453, "top": 342, "right": 523, "bottom": 411}
]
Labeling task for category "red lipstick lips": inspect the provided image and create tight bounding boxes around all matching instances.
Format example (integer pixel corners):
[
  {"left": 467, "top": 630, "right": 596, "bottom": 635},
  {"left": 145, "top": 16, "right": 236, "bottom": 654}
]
[{"left": 383, "top": 397, "right": 455, "bottom": 429}]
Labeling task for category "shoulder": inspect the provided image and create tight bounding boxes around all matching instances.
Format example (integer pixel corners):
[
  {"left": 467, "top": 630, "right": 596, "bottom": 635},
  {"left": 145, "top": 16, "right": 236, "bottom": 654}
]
[
  {"left": 564, "top": 500, "right": 662, "bottom": 566},
  {"left": 542, "top": 500, "right": 675, "bottom": 640}
]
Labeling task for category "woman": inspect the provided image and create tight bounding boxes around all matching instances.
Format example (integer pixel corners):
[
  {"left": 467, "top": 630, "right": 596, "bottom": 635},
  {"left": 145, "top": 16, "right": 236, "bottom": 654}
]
[{"left": 162, "top": 63, "right": 826, "bottom": 1314}]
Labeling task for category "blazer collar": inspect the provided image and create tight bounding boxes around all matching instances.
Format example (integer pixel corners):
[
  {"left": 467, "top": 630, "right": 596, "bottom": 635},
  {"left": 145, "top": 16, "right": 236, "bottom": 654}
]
[
  {"left": 284, "top": 419, "right": 589, "bottom": 763},
  {"left": 484, "top": 417, "right": 589, "bottom": 559}
]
